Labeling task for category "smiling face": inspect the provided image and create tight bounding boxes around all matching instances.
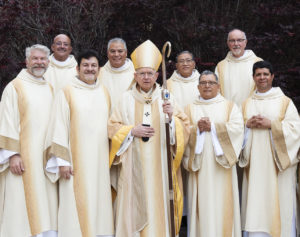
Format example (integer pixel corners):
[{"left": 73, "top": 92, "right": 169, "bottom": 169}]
[
  {"left": 107, "top": 41, "right": 127, "bottom": 68},
  {"left": 26, "top": 49, "right": 49, "bottom": 77},
  {"left": 134, "top": 67, "right": 159, "bottom": 92},
  {"left": 76, "top": 57, "right": 100, "bottom": 85},
  {"left": 51, "top": 34, "right": 72, "bottom": 61},
  {"left": 227, "top": 29, "right": 247, "bottom": 58},
  {"left": 176, "top": 52, "right": 195, "bottom": 78},
  {"left": 198, "top": 74, "right": 220, "bottom": 99},
  {"left": 253, "top": 67, "right": 274, "bottom": 93}
]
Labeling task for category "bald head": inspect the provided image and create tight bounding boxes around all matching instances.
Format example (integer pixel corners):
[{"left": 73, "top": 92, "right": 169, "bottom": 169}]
[
  {"left": 51, "top": 34, "right": 72, "bottom": 61},
  {"left": 227, "top": 29, "right": 247, "bottom": 58}
]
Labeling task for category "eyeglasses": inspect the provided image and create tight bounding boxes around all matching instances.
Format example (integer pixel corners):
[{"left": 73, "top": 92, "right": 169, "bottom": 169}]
[
  {"left": 54, "top": 41, "right": 70, "bottom": 47},
  {"left": 199, "top": 81, "right": 218, "bottom": 86},
  {"left": 177, "top": 59, "right": 194, "bottom": 64},
  {"left": 228, "top": 39, "right": 246, "bottom": 44},
  {"left": 137, "top": 71, "right": 155, "bottom": 77},
  {"left": 109, "top": 49, "right": 126, "bottom": 54}
]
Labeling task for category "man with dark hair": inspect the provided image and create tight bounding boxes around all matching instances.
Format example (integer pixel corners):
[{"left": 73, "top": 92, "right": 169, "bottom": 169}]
[
  {"left": 45, "top": 49, "right": 114, "bottom": 237},
  {"left": 98, "top": 37, "right": 135, "bottom": 110},
  {"left": 167, "top": 50, "right": 201, "bottom": 225},
  {"left": 184, "top": 70, "right": 243, "bottom": 237},
  {"left": 215, "top": 29, "right": 262, "bottom": 107},
  {"left": 167, "top": 51, "right": 200, "bottom": 109},
  {"left": 44, "top": 33, "right": 77, "bottom": 94},
  {"left": 240, "top": 61, "right": 300, "bottom": 237}
]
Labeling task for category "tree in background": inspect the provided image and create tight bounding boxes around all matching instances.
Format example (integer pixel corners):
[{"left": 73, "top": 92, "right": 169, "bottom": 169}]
[{"left": 0, "top": 0, "right": 299, "bottom": 110}]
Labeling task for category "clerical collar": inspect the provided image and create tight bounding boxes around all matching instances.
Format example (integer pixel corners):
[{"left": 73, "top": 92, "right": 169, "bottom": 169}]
[
  {"left": 175, "top": 70, "right": 196, "bottom": 81},
  {"left": 229, "top": 49, "right": 251, "bottom": 60},
  {"left": 255, "top": 87, "right": 274, "bottom": 96},
  {"left": 52, "top": 55, "right": 72, "bottom": 66},
  {"left": 199, "top": 94, "right": 219, "bottom": 102},
  {"left": 110, "top": 58, "right": 130, "bottom": 72}
]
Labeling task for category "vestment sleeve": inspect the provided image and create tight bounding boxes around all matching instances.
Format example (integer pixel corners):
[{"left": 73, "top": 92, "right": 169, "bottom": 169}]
[
  {"left": 271, "top": 101, "right": 300, "bottom": 170},
  {"left": 44, "top": 90, "right": 71, "bottom": 182},
  {"left": 214, "top": 103, "right": 244, "bottom": 168},
  {"left": 0, "top": 83, "right": 20, "bottom": 172},
  {"left": 107, "top": 97, "right": 133, "bottom": 167}
]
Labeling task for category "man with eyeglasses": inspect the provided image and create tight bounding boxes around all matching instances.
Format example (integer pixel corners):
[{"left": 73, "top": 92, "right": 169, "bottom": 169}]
[
  {"left": 167, "top": 51, "right": 200, "bottom": 109},
  {"left": 44, "top": 34, "right": 77, "bottom": 94},
  {"left": 167, "top": 51, "right": 200, "bottom": 227},
  {"left": 215, "top": 29, "right": 262, "bottom": 107},
  {"left": 108, "top": 40, "right": 189, "bottom": 237},
  {"left": 98, "top": 37, "right": 135, "bottom": 110},
  {"left": 183, "top": 70, "right": 243, "bottom": 237}
]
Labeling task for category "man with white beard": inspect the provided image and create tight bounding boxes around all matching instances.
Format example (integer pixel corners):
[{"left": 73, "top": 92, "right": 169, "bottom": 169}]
[
  {"left": 215, "top": 29, "right": 262, "bottom": 107},
  {"left": 0, "top": 44, "right": 58, "bottom": 237}
]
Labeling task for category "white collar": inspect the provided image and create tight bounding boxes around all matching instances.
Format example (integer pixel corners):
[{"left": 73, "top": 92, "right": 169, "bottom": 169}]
[
  {"left": 52, "top": 55, "right": 72, "bottom": 66},
  {"left": 256, "top": 87, "right": 274, "bottom": 96},
  {"left": 109, "top": 58, "right": 130, "bottom": 72},
  {"left": 175, "top": 70, "right": 196, "bottom": 81}
]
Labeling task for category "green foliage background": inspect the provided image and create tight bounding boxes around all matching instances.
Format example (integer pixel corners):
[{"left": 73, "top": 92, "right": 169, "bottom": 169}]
[{"left": 0, "top": 0, "right": 299, "bottom": 110}]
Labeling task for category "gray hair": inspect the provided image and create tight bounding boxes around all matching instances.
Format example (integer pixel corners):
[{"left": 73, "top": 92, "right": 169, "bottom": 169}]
[
  {"left": 199, "top": 70, "right": 219, "bottom": 83},
  {"left": 25, "top": 44, "right": 50, "bottom": 60},
  {"left": 227, "top": 29, "right": 247, "bottom": 41},
  {"left": 176, "top": 50, "right": 194, "bottom": 62},
  {"left": 107, "top": 37, "right": 127, "bottom": 51}
]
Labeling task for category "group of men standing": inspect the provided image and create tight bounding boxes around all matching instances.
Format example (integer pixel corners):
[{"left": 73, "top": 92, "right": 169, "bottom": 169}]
[{"left": 0, "top": 28, "right": 299, "bottom": 237}]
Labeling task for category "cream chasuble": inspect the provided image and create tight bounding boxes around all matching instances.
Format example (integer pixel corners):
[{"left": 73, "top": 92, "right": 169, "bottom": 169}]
[
  {"left": 240, "top": 87, "right": 300, "bottom": 237},
  {"left": 0, "top": 69, "right": 57, "bottom": 237},
  {"left": 44, "top": 54, "right": 77, "bottom": 94},
  {"left": 167, "top": 70, "right": 200, "bottom": 109},
  {"left": 98, "top": 59, "right": 135, "bottom": 110},
  {"left": 215, "top": 50, "right": 262, "bottom": 106},
  {"left": 108, "top": 83, "right": 190, "bottom": 237},
  {"left": 44, "top": 76, "right": 114, "bottom": 237},
  {"left": 183, "top": 94, "right": 244, "bottom": 237}
]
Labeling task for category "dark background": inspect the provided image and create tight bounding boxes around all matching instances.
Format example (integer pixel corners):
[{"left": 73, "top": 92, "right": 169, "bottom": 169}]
[{"left": 0, "top": 0, "right": 299, "bottom": 110}]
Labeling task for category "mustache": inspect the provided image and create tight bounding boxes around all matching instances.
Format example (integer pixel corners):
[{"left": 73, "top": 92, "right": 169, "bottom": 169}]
[{"left": 32, "top": 64, "right": 46, "bottom": 69}]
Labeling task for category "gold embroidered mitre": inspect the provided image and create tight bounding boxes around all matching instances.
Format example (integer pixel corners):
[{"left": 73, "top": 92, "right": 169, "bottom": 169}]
[{"left": 130, "top": 40, "right": 162, "bottom": 71}]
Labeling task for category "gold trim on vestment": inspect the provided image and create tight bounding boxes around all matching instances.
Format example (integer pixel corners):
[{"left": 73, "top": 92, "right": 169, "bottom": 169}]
[
  {"left": 217, "top": 61, "right": 225, "bottom": 96},
  {"left": 64, "top": 86, "right": 92, "bottom": 237},
  {"left": 188, "top": 125, "right": 197, "bottom": 171},
  {"left": 45, "top": 142, "right": 71, "bottom": 163},
  {"left": 173, "top": 117, "right": 185, "bottom": 234},
  {"left": 109, "top": 125, "right": 133, "bottom": 167},
  {"left": 13, "top": 78, "right": 42, "bottom": 235},
  {"left": 271, "top": 120, "right": 291, "bottom": 171},
  {"left": 222, "top": 168, "right": 233, "bottom": 237},
  {"left": 0, "top": 135, "right": 20, "bottom": 152},
  {"left": 215, "top": 123, "right": 238, "bottom": 167}
]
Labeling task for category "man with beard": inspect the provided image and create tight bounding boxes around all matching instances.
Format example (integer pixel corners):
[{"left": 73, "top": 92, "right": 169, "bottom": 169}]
[
  {"left": 0, "top": 44, "right": 58, "bottom": 237},
  {"left": 44, "top": 34, "right": 77, "bottom": 94},
  {"left": 45, "top": 50, "right": 114, "bottom": 237},
  {"left": 215, "top": 29, "right": 262, "bottom": 106},
  {"left": 98, "top": 37, "right": 135, "bottom": 110}
]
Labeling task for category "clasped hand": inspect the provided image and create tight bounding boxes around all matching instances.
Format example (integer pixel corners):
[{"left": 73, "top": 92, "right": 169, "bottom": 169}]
[
  {"left": 246, "top": 115, "right": 271, "bottom": 129},
  {"left": 198, "top": 117, "right": 211, "bottom": 132}
]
